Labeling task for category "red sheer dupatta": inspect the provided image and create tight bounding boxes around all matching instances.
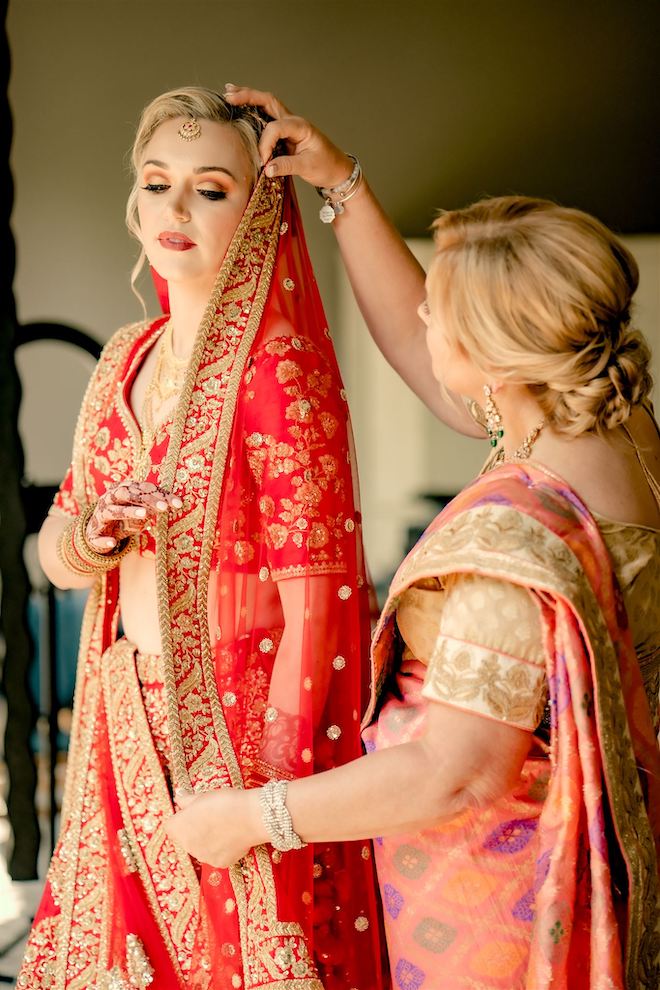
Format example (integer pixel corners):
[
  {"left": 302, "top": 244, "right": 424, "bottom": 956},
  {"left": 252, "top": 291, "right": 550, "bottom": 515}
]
[{"left": 147, "top": 175, "right": 385, "bottom": 989}]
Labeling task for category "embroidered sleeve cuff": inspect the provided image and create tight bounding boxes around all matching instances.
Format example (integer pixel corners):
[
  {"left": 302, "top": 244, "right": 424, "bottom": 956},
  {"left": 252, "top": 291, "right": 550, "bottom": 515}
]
[{"left": 421, "top": 635, "right": 548, "bottom": 730}]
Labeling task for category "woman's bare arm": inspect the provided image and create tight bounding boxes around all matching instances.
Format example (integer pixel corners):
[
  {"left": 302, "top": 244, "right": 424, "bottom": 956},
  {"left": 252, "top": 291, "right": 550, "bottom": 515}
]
[{"left": 167, "top": 695, "right": 532, "bottom": 866}]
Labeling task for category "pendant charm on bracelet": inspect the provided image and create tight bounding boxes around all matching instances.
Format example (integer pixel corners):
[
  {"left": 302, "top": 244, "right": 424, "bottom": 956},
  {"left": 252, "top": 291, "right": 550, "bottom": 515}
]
[
  {"left": 319, "top": 201, "right": 337, "bottom": 224},
  {"left": 317, "top": 155, "right": 362, "bottom": 224}
]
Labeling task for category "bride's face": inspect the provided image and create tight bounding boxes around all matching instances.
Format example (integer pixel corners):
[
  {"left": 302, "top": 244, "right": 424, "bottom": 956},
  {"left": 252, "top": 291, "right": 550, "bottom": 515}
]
[{"left": 137, "top": 117, "right": 253, "bottom": 290}]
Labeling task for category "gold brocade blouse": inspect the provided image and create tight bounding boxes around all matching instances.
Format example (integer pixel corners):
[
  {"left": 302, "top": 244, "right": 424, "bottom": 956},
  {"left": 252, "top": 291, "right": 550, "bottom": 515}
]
[{"left": 396, "top": 518, "right": 660, "bottom": 733}]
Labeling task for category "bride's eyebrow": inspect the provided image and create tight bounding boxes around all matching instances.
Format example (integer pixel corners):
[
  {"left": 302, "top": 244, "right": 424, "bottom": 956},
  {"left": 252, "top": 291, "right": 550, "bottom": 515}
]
[
  {"left": 142, "top": 159, "right": 236, "bottom": 181},
  {"left": 193, "top": 165, "right": 236, "bottom": 179}
]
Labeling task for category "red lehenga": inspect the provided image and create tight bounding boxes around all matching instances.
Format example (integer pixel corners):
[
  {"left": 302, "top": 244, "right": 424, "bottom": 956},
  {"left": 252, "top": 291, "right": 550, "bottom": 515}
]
[{"left": 18, "top": 175, "right": 387, "bottom": 989}]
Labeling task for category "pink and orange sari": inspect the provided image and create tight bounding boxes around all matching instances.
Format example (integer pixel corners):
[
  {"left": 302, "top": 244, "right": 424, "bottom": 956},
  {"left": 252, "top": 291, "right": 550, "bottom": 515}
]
[
  {"left": 18, "top": 175, "right": 386, "bottom": 989},
  {"left": 364, "top": 463, "right": 659, "bottom": 989}
]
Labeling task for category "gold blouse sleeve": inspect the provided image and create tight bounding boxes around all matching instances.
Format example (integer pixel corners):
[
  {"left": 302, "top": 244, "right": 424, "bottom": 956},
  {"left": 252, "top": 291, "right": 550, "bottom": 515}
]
[{"left": 416, "top": 573, "right": 548, "bottom": 730}]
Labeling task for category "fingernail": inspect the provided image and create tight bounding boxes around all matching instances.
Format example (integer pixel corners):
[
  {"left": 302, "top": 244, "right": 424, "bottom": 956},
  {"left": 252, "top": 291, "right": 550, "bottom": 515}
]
[
  {"left": 156, "top": 500, "right": 167, "bottom": 511},
  {"left": 135, "top": 507, "right": 147, "bottom": 518},
  {"left": 171, "top": 497, "right": 183, "bottom": 508},
  {"left": 265, "top": 164, "right": 276, "bottom": 178},
  {"left": 224, "top": 82, "right": 237, "bottom": 91},
  {"left": 105, "top": 539, "right": 116, "bottom": 548}
]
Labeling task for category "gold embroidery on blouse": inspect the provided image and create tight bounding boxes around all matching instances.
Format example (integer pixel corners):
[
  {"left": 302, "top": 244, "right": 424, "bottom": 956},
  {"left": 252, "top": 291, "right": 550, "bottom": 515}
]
[{"left": 423, "top": 637, "right": 547, "bottom": 729}]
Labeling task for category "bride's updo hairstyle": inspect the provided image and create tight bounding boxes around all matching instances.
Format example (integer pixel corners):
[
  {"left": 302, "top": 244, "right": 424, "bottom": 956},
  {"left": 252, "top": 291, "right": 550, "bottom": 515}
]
[
  {"left": 428, "top": 196, "right": 652, "bottom": 436},
  {"left": 125, "top": 86, "right": 266, "bottom": 299}
]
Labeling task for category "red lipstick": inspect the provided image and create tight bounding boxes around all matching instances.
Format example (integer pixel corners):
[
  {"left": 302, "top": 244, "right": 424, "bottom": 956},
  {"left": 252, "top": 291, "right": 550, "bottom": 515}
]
[{"left": 158, "top": 230, "right": 196, "bottom": 251}]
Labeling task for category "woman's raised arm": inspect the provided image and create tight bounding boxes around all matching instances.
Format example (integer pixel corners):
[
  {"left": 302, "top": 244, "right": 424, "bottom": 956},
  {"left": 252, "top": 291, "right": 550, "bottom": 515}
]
[{"left": 224, "top": 85, "right": 483, "bottom": 437}]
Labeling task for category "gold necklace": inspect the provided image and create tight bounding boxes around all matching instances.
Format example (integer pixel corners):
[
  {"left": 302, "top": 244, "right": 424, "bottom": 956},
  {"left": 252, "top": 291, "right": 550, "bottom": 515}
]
[
  {"left": 136, "top": 322, "right": 189, "bottom": 478},
  {"left": 503, "top": 419, "right": 546, "bottom": 462},
  {"left": 152, "top": 321, "right": 188, "bottom": 403}
]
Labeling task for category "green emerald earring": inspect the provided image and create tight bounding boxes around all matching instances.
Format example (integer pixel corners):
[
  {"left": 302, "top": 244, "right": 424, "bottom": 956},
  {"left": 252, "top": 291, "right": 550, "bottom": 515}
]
[{"left": 483, "top": 384, "right": 504, "bottom": 447}]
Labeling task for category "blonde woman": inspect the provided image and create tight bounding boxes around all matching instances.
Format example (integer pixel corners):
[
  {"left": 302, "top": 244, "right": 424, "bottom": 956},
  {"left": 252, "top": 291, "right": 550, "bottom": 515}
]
[
  {"left": 18, "top": 88, "right": 387, "bottom": 990},
  {"left": 169, "top": 89, "right": 660, "bottom": 990}
]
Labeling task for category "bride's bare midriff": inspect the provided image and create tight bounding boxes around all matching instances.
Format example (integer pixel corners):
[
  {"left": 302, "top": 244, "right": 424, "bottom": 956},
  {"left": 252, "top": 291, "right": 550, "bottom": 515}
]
[{"left": 119, "top": 553, "right": 284, "bottom": 655}]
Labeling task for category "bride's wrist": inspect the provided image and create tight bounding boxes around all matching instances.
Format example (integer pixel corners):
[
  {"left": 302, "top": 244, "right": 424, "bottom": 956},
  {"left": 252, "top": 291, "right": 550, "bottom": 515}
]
[{"left": 245, "top": 788, "right": 269, "bottom": 845}]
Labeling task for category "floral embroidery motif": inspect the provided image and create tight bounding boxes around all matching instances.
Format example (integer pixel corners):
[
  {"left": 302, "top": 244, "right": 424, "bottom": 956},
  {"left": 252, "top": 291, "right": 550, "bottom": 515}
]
[
  {"left": 239, "top": 337, "right": 353, "bottom": 579},
  {"left": 424, "top": 637, "right": 547, "bottom": 730}
]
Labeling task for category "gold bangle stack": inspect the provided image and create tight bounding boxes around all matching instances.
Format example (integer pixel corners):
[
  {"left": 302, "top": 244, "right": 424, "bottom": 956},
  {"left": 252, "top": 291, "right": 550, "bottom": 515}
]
[{"left": 56, "top": 504, "right": 136, "bottom": 577}]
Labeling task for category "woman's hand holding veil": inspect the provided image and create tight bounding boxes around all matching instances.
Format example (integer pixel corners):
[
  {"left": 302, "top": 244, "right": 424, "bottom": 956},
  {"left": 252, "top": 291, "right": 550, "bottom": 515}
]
[{"left": 224, "top": 84, "right": 354, "bottom": 190}]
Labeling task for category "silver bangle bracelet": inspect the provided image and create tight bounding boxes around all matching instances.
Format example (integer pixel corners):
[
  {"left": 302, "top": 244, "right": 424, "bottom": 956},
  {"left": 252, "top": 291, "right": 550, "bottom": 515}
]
[
  {"left": 259, "top": 780, "right": 306, "bottom": 852},
  {"left": 316, "top": 155, "right": 363, "bottom": 224}
]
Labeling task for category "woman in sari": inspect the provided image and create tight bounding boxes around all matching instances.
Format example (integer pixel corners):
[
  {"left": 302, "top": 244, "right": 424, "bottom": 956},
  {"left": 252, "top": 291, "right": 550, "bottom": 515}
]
[
  {"left": 169, "top": 91, "right": 660, "bottom": 990},
  {"left": 18, "top": 87, "right": 386, "bottom": 990}
]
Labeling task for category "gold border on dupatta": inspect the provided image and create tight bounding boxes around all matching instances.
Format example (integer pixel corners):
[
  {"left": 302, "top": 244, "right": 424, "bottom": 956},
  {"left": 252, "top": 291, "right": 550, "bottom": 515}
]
[
  {"left": 154, "top": 175, "right": 284, "bottom": 792},
  {"left": 102, "top": 640, "right": 199, "bottom": 983},
  {"left": 368, "top": 500, "right": 658, "bottom": 988},
  {"left": 154, "top": 175, "right": 322, "bottom": 988},
  {"left": 51, "top": 578, "right": 122, "bottom": 990}
]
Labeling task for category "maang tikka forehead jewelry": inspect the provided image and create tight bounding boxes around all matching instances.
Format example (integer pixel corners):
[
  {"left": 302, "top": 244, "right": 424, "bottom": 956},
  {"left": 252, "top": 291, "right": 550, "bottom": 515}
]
[{"left": 178, "top": 117, "right": 201, "bottom": 141}]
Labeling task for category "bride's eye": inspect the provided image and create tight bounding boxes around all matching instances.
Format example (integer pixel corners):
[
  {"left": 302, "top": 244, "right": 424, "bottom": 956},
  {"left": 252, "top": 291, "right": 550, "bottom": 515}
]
[
  {"left": 198, "top": 189, "right": 227, "bottom": 201},
  {"left": 142, "top": 183, "right": 169, "bottom": 193}
]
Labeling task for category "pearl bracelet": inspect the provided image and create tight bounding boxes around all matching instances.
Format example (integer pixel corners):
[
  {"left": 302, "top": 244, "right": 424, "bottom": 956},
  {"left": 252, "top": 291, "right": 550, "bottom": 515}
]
[{"left": 259, "top": 780, "right": 306, "bottom": 852}]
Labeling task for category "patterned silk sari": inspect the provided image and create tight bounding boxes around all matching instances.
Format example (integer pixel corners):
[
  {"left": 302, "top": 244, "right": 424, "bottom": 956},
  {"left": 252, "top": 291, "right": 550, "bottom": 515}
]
[
  {"left": 364, "top": 463, "right": 659, "bottom": 990},
  {"left": 18, "top": 175, "right": 386, "bottom": 990}
]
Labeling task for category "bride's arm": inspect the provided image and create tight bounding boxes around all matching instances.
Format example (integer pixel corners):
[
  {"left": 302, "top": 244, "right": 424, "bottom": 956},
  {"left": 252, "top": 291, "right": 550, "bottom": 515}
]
[{"left": 224, "top": 85, "right": 483, "bottom": 438}]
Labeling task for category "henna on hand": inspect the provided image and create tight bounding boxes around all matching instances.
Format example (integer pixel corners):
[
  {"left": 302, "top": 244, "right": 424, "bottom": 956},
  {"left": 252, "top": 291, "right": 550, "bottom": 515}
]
[{"left": 85, "top": 480, "right": 183, "bottom": 552}]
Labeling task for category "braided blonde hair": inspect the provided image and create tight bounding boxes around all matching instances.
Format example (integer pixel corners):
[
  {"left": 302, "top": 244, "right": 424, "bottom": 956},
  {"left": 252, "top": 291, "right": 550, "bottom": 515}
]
[{"left": 428, "top": 196, "right": 652, "bottom": 436}]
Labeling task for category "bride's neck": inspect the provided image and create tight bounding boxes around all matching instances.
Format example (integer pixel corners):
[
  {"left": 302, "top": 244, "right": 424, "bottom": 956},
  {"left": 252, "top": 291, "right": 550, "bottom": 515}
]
[{"left": 167, "top": 277, "right": 216, "bottom": 358}]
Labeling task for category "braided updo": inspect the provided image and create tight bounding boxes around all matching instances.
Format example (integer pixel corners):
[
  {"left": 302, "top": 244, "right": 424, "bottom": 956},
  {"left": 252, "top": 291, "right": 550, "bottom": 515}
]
[{"left": 428, "top": 196, "right": 652, "bottom": 436}]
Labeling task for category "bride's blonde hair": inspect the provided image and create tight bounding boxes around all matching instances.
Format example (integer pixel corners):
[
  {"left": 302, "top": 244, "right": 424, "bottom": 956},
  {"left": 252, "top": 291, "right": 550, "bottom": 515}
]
[
  {"left": 428, "top": 196, "right": 652, "bottom": 436},
  {"left": 125, "top": 86, "right": 265, "bottom": 306}
]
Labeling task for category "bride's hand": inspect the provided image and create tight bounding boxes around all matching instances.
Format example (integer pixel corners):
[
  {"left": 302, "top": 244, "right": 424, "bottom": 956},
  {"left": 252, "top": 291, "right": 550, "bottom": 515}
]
[
  {"left": 166, "top": 788, "right": 264, "bottom": 868},
  {"left": 224, "top": 83, "right": 354, "bottom": 190}
]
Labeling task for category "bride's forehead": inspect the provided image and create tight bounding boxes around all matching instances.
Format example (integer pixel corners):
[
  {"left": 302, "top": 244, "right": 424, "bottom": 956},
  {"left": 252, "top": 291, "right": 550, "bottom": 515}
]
[{"left": 141, "top": 117, "right": 247, "bottom": 165}]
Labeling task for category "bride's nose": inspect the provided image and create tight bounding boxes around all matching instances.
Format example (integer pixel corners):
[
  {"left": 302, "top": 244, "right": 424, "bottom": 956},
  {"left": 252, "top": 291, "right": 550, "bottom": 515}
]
[{"left": 167, "top": 192, "right": 191, "bottom": 223}]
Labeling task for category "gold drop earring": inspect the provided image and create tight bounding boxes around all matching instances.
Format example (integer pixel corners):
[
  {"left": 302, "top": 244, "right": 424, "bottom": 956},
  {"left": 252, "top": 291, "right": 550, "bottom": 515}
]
[{"left": 483, "top": 384, "right": 504, "bottom": 448}]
